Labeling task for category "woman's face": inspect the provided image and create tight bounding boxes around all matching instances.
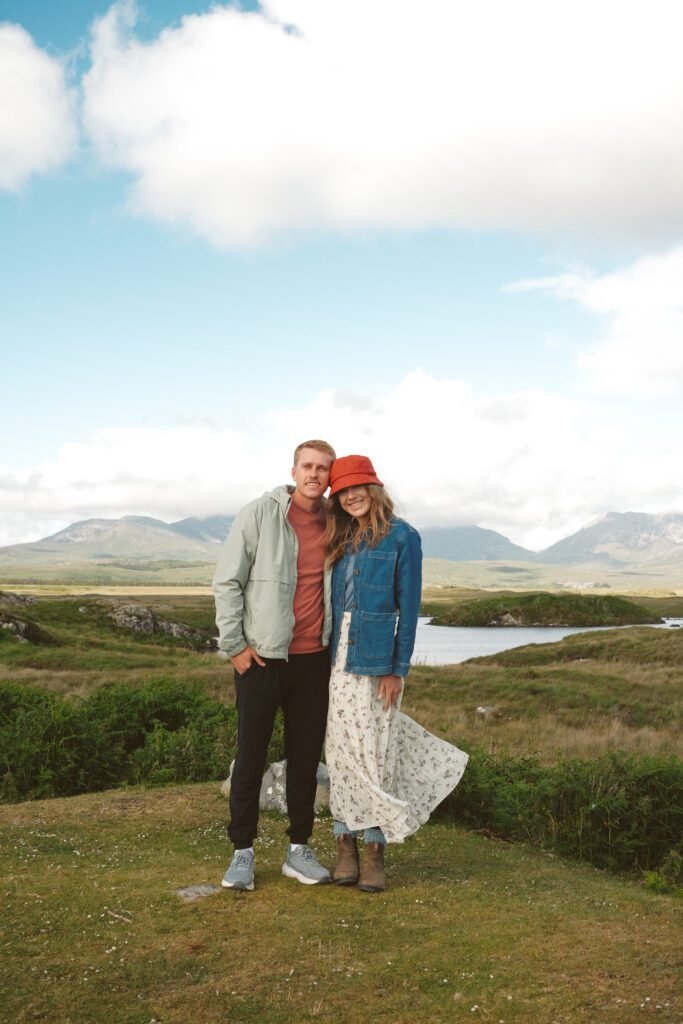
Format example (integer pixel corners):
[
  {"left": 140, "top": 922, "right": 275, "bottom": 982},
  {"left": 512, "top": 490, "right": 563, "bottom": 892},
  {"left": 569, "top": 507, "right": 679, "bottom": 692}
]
[{"left": 338, "top": 485, "right": 372, "bottom": 523}]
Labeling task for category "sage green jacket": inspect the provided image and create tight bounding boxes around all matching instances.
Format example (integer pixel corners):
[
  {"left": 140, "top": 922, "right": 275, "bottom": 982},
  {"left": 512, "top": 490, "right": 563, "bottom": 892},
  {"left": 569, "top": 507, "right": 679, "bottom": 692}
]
[{"left": 212, "top": 485, "right": 332, "bottom": 659}]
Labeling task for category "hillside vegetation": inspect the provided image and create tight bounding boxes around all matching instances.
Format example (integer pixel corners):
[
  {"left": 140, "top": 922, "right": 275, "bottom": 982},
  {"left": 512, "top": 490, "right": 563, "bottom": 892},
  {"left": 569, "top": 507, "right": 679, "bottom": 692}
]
[{"left": 428, "top": 591, "right": 658, "bottom": 627}]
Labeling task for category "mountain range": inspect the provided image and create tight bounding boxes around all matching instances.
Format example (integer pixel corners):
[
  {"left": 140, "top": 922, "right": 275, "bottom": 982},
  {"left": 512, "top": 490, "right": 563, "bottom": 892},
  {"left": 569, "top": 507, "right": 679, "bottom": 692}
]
[
  {"left": 1, "top": 512, "right": 682, "bottom": 580},
  {"left": 0, "top": 516, "right": 234, "bottom": 566}
]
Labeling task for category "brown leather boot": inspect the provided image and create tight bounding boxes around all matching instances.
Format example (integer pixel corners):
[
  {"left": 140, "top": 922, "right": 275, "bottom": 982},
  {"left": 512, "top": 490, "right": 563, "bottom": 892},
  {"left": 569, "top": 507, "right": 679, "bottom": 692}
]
[
  {"left": 357, "top": 841, "right": 385, "bottom": 892},
  {"left": 333, "top": 834, "right": 360, "bottom": 886}
]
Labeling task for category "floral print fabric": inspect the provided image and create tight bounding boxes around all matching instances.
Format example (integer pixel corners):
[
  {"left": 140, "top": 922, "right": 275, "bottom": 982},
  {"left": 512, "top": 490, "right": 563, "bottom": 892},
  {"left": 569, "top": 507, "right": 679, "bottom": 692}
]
[{"left": 325, "top": 612, "right": 469, "bottom": 844}]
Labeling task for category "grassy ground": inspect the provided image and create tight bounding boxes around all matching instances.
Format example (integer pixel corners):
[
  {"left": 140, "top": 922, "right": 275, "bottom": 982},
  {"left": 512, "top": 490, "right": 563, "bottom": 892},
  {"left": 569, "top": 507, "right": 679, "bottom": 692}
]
[{"left": 1, "top": 783, "right": 681, "bottom": 1024}]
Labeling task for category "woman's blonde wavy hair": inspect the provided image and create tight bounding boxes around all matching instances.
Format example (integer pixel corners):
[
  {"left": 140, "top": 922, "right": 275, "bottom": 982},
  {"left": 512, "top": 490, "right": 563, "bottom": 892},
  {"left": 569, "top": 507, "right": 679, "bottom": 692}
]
[{"left": 324, "top": 484, "right": 395, "bottom": 566}]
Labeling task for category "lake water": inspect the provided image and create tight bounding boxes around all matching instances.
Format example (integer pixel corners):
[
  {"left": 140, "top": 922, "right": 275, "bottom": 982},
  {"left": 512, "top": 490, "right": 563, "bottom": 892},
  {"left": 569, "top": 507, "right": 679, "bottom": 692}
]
[{"left": 411, "top": 616, "right": 683, "bottom": 666}]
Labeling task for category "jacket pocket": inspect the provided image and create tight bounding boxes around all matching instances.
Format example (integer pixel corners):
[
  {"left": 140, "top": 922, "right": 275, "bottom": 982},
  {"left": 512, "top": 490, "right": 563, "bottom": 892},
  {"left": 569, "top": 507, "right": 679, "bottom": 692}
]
[
  {"left": 243, "top": 579, "right": 295, "bottom": 649},
  {"left": 362, "top": 549, "right": 397, "bottom": 589},
  {"left": 358, "top": 610, "right": 397, "bottom": 660}
]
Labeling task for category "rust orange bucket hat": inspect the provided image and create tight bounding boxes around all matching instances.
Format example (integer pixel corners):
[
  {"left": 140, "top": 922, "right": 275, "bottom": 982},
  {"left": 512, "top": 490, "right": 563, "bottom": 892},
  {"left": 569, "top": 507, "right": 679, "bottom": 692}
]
[{"left": 329, "top": 455, "right": 384, "bottom": 497}]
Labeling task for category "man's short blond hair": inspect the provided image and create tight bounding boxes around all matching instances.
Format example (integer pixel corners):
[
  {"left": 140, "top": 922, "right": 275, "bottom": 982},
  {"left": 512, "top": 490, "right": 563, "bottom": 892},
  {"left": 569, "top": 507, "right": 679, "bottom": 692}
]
[{"left": 293, "top": 439, "right": 336, "bottom": 465}]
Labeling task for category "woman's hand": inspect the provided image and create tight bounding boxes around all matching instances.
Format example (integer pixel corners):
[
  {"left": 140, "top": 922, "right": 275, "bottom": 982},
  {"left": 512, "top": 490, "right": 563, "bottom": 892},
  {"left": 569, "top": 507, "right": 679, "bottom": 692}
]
[{"left": 378, "top": 674, "right": 403, "bottom": 711}]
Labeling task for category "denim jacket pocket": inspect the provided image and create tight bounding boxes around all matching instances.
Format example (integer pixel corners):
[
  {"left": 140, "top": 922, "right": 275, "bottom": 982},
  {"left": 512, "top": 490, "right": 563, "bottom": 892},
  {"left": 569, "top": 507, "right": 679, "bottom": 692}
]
[
  {"left": 358, "top": 610, "right": 397, "bottom": 660},
  {"left": 362, "top": 549, "right": 397, "bottom": 589}
]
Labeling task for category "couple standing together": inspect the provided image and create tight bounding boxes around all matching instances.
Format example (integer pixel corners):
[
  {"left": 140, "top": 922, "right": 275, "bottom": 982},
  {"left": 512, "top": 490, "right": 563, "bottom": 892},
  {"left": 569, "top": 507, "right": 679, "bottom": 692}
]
[{"left": 213, "top": 440, "right": 468, "bottom": 893}]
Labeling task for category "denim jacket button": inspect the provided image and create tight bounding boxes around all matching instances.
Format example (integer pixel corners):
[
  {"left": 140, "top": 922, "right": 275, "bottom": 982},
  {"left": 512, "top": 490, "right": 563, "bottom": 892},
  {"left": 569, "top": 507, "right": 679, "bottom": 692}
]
[
  {"left": 348, "top": 638, "right": 354, "bottom": 645},
  {"left": 353, "top": 569, "right": 360, "bottom": 576}
]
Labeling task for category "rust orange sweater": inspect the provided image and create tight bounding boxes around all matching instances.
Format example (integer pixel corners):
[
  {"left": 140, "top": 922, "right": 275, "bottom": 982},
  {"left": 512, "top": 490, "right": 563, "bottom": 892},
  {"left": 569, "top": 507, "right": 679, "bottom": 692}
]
[{"left": 287, "top": 501, "right": 326, "bottom": 654}]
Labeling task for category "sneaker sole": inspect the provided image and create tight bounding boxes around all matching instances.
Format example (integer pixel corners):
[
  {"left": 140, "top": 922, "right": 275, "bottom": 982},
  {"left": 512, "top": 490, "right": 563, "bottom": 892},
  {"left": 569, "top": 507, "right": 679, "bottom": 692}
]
[
  {"left": 282, "top": 863, "right": 331, "bottom": 885},
  {"left": 221, "top": 879, "right": 255, "bottom": 891}
]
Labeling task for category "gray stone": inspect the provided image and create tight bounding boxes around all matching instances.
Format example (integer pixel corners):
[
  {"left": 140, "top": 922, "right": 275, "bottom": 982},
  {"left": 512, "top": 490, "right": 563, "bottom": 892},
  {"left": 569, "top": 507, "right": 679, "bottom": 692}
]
[
  {"left": 0, "top": 591, "right": 36, "bottom": 606},
  {"left": 110, "top": 604, "right": 156, "bottom": 634},
  {"left": 476, "top": 705, "right": 501, "bottom": 718},
  {"left": 489, "top": 612, "right": 522, "bottom": 626},
  {"left": 221, "top": 760, "right": 330, "bottom": 813},
  {"left": 107, "top": 603, "right": 216, "bottom": 649},
  {"left": 175, "top": 883, "right": 221, "bottom": 902}
]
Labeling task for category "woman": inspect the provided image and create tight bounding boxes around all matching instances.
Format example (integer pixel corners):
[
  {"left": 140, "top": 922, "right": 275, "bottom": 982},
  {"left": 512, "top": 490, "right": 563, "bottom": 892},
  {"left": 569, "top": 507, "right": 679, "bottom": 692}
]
[{"left": 324, "top": 454, "right": 468, "bottom": 892}]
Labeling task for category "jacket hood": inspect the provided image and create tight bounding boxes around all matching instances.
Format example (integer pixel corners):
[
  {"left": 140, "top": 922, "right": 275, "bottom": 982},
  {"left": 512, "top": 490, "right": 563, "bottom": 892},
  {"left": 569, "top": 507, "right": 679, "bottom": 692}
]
[{"left": 267, "top": 485, "right": 294, "bottom": 511}]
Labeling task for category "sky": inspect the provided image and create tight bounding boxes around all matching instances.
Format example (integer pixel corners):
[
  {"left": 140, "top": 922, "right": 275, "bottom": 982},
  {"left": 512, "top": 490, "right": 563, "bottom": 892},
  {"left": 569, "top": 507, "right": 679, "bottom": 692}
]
[{"left": 1, "top": 0, "right": 683, "bottom": 551}]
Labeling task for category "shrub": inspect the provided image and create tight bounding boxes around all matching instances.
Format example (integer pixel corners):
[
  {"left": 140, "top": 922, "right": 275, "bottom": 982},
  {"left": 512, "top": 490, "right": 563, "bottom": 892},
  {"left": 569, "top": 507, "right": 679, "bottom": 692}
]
[
  {"left": 0, "top": 679, "right": 282, "bottom": 800},
  {"left": 439, "top": 747, "right": 683, "bottom": 873}
]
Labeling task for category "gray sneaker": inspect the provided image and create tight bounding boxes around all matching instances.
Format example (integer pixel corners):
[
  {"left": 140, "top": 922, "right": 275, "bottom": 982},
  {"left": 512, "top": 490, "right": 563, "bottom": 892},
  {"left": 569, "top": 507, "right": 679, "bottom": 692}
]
[
  {"left": 222, "top": 849, "right": 255, "bottom": 891},
  {"left": 282, "top": 845, "right": 331, "bottom": 885}
]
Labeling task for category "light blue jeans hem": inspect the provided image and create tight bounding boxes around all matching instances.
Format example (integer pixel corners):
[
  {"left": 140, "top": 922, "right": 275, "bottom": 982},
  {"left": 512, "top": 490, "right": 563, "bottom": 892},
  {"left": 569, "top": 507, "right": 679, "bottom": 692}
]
[{"left": 334, "top": 819, "right": 387, "bottom": 846}]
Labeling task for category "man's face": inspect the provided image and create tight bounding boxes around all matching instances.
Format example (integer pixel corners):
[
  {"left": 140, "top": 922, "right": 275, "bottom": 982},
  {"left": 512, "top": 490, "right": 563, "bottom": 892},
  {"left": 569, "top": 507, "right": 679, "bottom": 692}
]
[{"left": 291, "top": 447, "right": 333, "bottom": 502}]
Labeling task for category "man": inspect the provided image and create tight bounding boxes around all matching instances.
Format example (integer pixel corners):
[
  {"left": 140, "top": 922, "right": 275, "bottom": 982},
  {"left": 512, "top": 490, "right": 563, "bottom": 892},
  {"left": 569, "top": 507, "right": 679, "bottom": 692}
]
[{"left": 213, "top": 440, "right": 336, "bottom": 891}]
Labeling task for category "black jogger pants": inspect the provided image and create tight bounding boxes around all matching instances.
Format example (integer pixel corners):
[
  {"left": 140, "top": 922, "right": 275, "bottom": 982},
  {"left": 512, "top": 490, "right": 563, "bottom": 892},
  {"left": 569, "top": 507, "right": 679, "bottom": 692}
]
[{"left": 227, "top": 649, "right": 330, "bottom": 848}]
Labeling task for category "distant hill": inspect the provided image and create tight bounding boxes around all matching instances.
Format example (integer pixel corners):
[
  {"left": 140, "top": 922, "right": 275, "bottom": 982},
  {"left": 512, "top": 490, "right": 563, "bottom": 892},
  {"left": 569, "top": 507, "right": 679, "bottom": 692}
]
[
  {"left": 420, "top": 526, "right": 534, "bottom": 562},
  {"left": 169, "top": 516, "right": 233, "bottom": 543},
  {"left": 0, "top": 515, "right": 232, "bottom": 567},
  {"left": 0, "top": 510, "right": 681, "bottom": 587},
  {"left": 536, "top": 512, "right": 683, "bottom": 567}
]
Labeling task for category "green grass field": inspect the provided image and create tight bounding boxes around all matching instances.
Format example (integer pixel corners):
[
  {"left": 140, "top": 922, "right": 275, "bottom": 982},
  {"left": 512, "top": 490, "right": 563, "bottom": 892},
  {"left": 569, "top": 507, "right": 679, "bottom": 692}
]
[{"left": 1, "top": 784, "right": 681, "bottom": 1024}]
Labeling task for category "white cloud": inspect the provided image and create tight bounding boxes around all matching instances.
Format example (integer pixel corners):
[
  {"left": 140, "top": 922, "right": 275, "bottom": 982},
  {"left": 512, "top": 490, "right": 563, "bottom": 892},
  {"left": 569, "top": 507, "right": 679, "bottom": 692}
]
[
  {"left": 0, "top": 24, "right": 77, "bottom": 190},
  {"left": 1, "top": 370, "right": 681, "bottom": 550},
  {"left": 509, "top": 247, "right": 683, "bottom": 397},
  {"left": 80, "top": 0, "right": 683, "bottom": 246}
]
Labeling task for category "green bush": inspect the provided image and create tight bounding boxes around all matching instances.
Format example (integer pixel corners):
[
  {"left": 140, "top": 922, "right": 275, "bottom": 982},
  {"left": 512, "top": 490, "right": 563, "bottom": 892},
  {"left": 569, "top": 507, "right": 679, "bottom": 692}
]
[
  {"left": 0, "top": 679, "right": 285, "bottom": 800},
  {"left": 440, "top": 747, "right": 683, "bottom": 873}
]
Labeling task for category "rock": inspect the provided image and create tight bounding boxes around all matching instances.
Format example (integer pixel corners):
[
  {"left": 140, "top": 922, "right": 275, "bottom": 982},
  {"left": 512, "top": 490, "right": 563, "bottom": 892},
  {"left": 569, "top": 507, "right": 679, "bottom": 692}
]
[
  {"left": 109, "top": 604, "right": 156, "bottom": 634},
  {"left": 493, "top": 612, "right": 523, "bottom": 626},
  {"left": 221, "top": 760, "right": 330, "bottom": 813},
  {"left": 0, "top": 591, "right": 36, "bottom": 606},
  {"left": 314, "top": 763, "right": 330, "bottom": 812},
  {"left": 175, "top": 884, "right": 221, "bottom": 903},
  {"left": 476, "top": 705, "right": 501, "bottom": 718},
  {"left": 107, "top": 603, "right": 216, "bottom": 649},
  {"left": 0, "top": 614, "right": 54, "bottom": 645}
]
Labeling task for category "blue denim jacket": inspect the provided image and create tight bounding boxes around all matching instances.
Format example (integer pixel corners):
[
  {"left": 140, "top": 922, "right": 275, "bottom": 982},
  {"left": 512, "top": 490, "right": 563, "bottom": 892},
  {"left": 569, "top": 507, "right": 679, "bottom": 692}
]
[{"left": 330, "top": 518, "right": 422, "bottom": 677}]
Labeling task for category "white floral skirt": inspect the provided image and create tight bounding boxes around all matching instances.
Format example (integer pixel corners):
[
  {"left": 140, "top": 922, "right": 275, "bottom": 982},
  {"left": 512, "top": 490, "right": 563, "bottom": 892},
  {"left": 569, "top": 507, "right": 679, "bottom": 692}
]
[{"left": 325, "top": 612, "right": 469, "bottom": 844}]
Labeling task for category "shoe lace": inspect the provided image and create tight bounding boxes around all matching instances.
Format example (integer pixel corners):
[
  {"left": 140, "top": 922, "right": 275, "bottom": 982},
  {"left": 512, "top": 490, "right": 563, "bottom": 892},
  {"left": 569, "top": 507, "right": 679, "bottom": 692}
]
[{"left": 234, "top": 852, "right": 251, "bottom": 868}]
